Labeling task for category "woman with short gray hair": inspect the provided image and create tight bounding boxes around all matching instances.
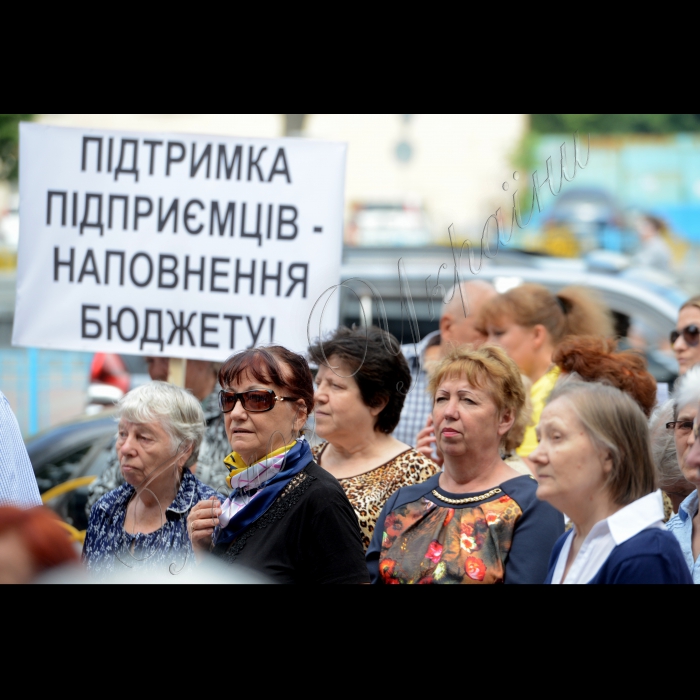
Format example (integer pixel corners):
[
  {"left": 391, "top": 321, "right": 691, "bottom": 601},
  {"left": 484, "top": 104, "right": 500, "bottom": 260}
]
[{"left": 83, "top": 381, "right": 221, "bottom": 577}]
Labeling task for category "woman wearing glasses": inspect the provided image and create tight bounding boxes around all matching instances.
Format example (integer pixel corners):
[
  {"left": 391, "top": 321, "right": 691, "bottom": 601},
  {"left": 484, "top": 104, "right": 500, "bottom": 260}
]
[
  {"left": 186, "top": 346, "right": 369, "bottom": 584},
  {"left": 672, "top": 296, "right": 700, "bottom": 375},
  {"left": 666, "top": 365, "right": 700, "bottom": 581}
]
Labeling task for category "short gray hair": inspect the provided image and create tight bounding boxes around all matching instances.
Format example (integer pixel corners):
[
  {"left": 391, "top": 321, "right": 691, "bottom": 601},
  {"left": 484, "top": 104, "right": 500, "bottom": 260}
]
[
  {"left": 673, "top": 364, "right": 700, "bottom": 418},
  {"left": 116, "top": 381, "right": 206, "bottom": 469},
  {"left": 649, "top": 400, "right": 685, "bottom": 492}
]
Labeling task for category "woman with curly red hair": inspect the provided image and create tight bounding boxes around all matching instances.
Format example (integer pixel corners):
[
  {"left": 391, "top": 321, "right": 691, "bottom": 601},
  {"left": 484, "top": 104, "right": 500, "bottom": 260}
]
[{"left": 552, "top": 335, "right": 657, "bottom": 417}]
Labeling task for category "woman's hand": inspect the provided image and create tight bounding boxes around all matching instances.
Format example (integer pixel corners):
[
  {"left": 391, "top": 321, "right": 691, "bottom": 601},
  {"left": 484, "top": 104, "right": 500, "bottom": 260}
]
[
  {"left": 187, "top": 498, "right": 221, "bottom": 559},
  {"left": 415, "top": 415, "right": 443, "bottom": 467}
]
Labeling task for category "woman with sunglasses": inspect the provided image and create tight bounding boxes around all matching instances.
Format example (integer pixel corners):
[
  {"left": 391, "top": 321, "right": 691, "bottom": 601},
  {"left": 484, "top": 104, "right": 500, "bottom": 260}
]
[
  {"left": 186, "top": 346, "right": 369, "bottom": 584},
  {"left": 672, "top": 296, "right": 700, "bottom": 375},
  {"left": 666, "top": 365, "right": 700, "bottom": 581}
]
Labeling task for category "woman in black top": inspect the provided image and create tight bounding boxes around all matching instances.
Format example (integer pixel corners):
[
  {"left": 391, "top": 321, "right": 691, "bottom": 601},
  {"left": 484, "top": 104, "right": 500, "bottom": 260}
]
[{"left": 187, "top": 345, "right": 368, "bottom": 584}]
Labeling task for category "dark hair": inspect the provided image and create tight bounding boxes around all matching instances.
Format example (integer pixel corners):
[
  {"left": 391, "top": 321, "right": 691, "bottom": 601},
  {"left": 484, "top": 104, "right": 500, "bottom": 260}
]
[
  {"left": 308, "top": 326, "right": 411, "bottom": 434},
  {"left": 552, "top": 335, "right": 657, "bottom": 417},
  {"left": 218, "top": 346, "right": 314, "bottom": 416}
]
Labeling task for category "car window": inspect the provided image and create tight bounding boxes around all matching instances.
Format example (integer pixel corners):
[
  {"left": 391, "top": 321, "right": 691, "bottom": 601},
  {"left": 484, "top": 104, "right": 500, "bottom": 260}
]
[{"left": 34, "top": 445, "right": 92, "bottom": 494}]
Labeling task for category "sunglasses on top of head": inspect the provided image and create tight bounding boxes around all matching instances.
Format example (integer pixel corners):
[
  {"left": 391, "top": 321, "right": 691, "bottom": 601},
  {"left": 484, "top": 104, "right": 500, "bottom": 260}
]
[
  {"left": 670, "top": 324, "right": 700, "bottom": 347},
  {"left": 218, "top": 389, "right": 299, "bottom": 413}
]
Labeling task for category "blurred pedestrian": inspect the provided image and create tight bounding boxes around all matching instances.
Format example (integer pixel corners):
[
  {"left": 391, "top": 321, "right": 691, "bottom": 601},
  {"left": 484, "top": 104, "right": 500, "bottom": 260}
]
[
  {"left": 0, "top": 390, "right": 41, "bottom": 508},
  {"left": 671, "top": 296, "right": 700, "bottom": 376},
  {"left": 83, "top": 382, "right": 220, "bottom": 577},
  {"left": 532, "top": 381, "right": 691, "bottom": 584},
  {"left": 0, "top": 506, "right": 78, "bottom": 583},
  {"left": 394, "top": 280, "right": 497, "bottom": 447},
  {"left": 188, "top": 346, "right": 369, "bottom": 584},
  {"left": 86, "top": 357, "right": 229, "bottom": 513},
  {"left": 366, "top": 346, "right": 564, "bottom": 584},
  {"left": 308, "top": 326, "right": 439, "bottom": 550},
  {"left": 633, "top": 214, "right": 672, "bottom": 272},
  {"left": 478, "top": 283, "right": 613, "bottom": 459}
]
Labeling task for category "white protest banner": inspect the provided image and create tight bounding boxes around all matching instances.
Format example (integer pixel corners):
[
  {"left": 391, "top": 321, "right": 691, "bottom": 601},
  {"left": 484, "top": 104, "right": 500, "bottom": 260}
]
[{"left": 13, "top": 123, "right": 346, "bottom": 360}]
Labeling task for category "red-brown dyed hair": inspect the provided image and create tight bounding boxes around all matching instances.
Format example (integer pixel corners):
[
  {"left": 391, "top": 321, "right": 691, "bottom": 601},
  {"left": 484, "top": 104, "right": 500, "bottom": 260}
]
[
  {"left": 219, "top": 346, "right": 314, "bottom": 416},
  {"left": 0, "top": 506, "right": 78, "bottom": 573},
  {"left": 552, "top": 335, "right": 657, "bottom": 417}
]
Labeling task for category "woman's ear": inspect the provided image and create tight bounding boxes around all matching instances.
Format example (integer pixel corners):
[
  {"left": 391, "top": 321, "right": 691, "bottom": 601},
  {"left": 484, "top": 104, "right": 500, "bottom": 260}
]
[
  {"left": 292, "top": 400, "right": 308, "bottom": 436},
  {"left": 531, "top": 324, "right": 548, "bottom": 350},
  {"left": 498, "top": 407, "right": 516, "bottom": 437},
  {"left": 369, "top": 396, "right": 389, "bottom": 418},
  {"left": 601, "top": 450, "right": 614, "bottom": 475}
]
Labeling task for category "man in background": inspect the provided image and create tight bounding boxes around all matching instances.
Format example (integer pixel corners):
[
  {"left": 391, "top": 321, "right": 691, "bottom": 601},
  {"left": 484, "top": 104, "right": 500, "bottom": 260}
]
[{"left": 393, "top": 280, "right": 497, "bottom": 447}]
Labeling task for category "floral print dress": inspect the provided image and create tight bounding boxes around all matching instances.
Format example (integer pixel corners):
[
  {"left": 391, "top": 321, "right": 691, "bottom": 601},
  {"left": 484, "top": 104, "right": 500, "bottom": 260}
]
[{"left": 366, "top": 473, "right": 564, "bottom": 584}]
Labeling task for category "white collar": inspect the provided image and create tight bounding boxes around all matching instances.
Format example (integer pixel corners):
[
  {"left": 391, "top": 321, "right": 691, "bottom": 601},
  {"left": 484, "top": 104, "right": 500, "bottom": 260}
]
[{"left": 605, "top": 490, "right": 664, "bottom": 545}]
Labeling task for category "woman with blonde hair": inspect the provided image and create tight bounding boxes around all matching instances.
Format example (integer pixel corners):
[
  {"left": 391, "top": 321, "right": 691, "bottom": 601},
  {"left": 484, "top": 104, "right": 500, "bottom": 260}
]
[
  {"left": 366, "top": 345, "right": 563, "bottom": 584},
  {"left": 478, "top": 283, "right": 613, "bottom": 458},
  {"left": 531, "top": 381, "right": 691, "bottom": 584}
]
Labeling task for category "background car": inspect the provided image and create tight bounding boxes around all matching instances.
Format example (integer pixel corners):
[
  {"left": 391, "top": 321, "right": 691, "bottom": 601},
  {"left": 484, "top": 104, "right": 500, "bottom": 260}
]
[
  {"left": 338, "top": 245, "right": 683, "bottom": 383},
  {"left": 27, "top": 411, "right": 117, "bottom": 532}
]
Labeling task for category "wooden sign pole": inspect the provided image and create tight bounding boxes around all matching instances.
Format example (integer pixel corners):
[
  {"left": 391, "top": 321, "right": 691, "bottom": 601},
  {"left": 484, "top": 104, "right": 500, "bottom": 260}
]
[{"left": 168, "top": 358, "right": 187, "bottom": 388}]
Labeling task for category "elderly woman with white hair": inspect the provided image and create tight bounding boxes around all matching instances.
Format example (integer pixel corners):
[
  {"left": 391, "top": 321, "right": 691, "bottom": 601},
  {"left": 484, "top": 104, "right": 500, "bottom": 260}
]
[{"left": 83, "top": 381, "right": 221, "bottom": 577}]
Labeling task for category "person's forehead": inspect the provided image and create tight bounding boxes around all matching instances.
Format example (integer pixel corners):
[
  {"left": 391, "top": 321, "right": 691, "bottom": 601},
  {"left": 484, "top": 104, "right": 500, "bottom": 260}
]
[
  {"left": 541, "top": 397, "right": 575, "bottom": 423},
  {"left": 437, "top": 374, "right": 487, "bottom": 393},
  {"left": 678, "top": 403, "right": 698, "bottom": 419},
  {"left": 678, "top": 306, "right": 700, "bottom": 326}
]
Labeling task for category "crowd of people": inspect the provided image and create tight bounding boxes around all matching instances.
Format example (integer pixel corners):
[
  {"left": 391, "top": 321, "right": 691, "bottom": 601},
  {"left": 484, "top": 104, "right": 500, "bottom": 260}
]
[{"left": 3, "top": 281, "right": 700, "bottom": 584}]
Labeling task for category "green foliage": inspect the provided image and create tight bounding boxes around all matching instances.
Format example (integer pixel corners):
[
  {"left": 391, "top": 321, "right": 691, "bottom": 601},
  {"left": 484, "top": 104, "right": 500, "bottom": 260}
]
[
  {"left": 531, "top": 114, "right": 700, "bottom": 134},
  {"left": 0, "top": 114, "right": 34, "bottom": 180}
]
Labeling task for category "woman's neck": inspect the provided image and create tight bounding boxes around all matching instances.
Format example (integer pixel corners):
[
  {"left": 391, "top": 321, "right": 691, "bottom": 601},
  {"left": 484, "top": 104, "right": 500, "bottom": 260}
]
[
  {"left": 440, "top": 451, "right": 512, "bottom": 492},
  {"left": 135, "top": 471, "right": 181, "bottom": 511},
  {"left": 322, "top": 429, "right": 389, "bottom": 463},
  {"left": 568, "top": 497, "right": 622, "bottom": 543},
  {"left": 527, "top": 351, "right": 554, "bottom": 384}
]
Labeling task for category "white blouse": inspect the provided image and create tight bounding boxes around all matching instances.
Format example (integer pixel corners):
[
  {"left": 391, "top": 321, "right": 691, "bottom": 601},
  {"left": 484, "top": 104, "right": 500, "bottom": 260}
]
[{"left": 550, "top": 490, "right": 665, "bottom": 584}]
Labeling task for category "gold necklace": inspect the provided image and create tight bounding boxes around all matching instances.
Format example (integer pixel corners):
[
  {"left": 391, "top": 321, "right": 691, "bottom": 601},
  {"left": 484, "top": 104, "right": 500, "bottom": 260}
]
[{"left": 431, "top": 487, "right": 502, "bottom": 505}]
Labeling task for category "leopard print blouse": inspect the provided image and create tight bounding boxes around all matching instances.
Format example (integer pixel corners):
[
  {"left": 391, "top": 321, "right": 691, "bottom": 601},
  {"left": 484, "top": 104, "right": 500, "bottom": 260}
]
[{"left": 312, "top": 443, "right": 441, "bottom": 551}]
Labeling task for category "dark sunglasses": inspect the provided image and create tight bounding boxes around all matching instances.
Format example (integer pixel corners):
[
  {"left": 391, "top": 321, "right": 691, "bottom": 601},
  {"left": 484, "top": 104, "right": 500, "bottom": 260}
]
[
  {"left": 218, "top": 389, "right": 298, "bottom": 413},
  {"left": 670, "top": 324, "right": 700, "bottom": 346},
  {"left": 665, "top": 420, "right": 694, "bottom": 433}
]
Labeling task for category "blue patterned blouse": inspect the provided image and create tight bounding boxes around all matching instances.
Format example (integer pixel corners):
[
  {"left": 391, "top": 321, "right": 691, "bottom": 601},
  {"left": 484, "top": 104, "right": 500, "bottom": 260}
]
[{"left": 83, "top": 469, "right": 221, "bottom": 578}]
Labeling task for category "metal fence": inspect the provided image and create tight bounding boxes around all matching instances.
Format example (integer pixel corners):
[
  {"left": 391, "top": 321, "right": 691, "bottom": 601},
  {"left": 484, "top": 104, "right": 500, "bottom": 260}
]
[{"left": 0, "top": 348, "right": 92, "bottom": 438}]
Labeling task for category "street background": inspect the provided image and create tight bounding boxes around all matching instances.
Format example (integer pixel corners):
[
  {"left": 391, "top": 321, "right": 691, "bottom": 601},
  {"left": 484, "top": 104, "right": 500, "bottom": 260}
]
[{"left": 2, "top": 113, "right": 698, "bottom": 436}]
